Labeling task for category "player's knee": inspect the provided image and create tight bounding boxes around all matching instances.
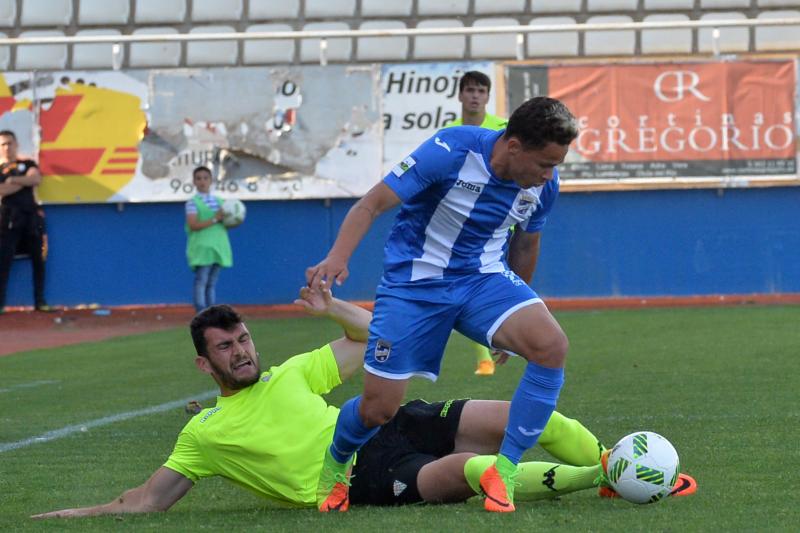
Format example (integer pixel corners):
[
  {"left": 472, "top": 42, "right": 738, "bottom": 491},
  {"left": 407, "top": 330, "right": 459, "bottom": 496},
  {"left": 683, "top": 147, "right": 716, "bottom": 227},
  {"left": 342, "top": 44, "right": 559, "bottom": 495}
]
[
  {"left": 360, "top": 401, "right": 399, "bottom": 427},
  {"left": 520, "top": 329, "right": 568, "bottom": 366}
]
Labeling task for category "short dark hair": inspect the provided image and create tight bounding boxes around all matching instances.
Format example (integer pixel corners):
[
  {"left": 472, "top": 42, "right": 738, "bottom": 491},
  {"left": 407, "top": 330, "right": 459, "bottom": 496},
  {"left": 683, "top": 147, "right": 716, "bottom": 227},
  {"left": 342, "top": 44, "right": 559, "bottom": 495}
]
[
  {"left": 504, "top": 97, "right": 578, "bottom": 150},
  {"left": 192, "top": 165, "right": 212, "bottom": 179},
  {"left": 459, "top": 71, "right": 491, "bottom": 93},
  {"left": 190, "top": 304, "right": 244, "bottom": 357},
  {"left": 0, "top": 130, "right": 17, "bottom": 140}
]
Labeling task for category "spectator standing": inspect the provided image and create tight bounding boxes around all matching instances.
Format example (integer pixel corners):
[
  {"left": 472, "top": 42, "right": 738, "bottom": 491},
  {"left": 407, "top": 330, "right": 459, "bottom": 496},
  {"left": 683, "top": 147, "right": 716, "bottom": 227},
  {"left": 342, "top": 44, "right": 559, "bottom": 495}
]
[
  {"left": 185, "top": 166, "right": 232, "bottom": 313},
  {"left": 0, "top": 130, "right": 50, "bottom": 314}
]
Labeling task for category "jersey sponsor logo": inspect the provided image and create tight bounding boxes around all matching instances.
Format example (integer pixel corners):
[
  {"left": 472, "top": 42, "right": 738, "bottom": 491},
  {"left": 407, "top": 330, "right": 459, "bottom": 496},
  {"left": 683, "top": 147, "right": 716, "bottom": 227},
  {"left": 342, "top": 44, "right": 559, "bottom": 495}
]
[
  {"left": 199, "top": 406, "right": 221, "bottom": 423},
  {"left": 375, "top": 339, "right": 392, "bottom": 362},
  {"left": 260, "top": 373, "right": 272, "bottom": 383},
  {"left": 393, "top": 480, "right": 408, "bottom": 497},
  {"left": 454, "top": 178, "right": 483, "bottom": 194},
  {"left": 391, "top": 156, "right": 416, "bottom": 177},
  {"left": 434, "top": 136, "right": 451, "bottom": 152}
]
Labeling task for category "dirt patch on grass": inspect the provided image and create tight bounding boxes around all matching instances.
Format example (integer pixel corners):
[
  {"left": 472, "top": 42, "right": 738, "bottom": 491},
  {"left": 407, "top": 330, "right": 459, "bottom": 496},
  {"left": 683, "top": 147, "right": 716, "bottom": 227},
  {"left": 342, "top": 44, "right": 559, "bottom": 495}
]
[{"left": 0, "top": 304, "right": 308, "bottom": 356}]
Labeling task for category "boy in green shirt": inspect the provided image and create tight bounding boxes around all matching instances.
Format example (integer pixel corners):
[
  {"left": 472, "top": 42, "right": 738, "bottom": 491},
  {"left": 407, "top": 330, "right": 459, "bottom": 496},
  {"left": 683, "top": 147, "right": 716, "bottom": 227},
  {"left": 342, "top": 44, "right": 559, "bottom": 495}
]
[{"left": 185, "top": 166, "right": 232, "bottom": 312}]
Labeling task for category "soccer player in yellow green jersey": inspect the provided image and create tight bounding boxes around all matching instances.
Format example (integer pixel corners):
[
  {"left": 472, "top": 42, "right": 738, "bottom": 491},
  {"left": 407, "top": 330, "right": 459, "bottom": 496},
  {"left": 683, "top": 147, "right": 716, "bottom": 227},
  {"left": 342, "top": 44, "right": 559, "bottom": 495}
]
[
  {"left": 32, "top": 286, "right": 695, "bottom": 519},
  {"left": 447, "top": 71, "right": 509, "bottom": 376}
]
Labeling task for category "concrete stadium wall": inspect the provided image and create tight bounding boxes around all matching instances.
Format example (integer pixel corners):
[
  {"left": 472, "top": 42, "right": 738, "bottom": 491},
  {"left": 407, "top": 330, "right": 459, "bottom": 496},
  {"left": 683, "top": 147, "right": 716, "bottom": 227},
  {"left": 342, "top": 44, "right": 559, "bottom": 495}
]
[{"left": 5, "top": 186, "right": 800, "bottom": 307}]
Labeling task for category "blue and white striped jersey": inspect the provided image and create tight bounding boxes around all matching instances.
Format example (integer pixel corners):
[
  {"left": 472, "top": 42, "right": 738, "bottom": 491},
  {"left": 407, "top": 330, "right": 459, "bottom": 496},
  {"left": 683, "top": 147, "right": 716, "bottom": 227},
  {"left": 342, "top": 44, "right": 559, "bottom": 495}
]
[
  {"left": 382, "top": 126, "right": 559, "bottom": 282},
  {"left": 185, "top": 193, "right": 221, "bottom": 216}
]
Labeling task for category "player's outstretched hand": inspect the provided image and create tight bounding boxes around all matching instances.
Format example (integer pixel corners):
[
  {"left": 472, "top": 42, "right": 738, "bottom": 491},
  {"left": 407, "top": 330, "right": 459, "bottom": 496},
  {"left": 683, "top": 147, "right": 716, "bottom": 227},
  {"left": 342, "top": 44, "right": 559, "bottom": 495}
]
[
  {"left": 305, "top": 255, "right": 349, "bottom": 289},
  {"left": 295, "top": 280, "right": 334, "bottom": 316},
  {"left": 31, "top": 508, "right": 91, "bottom": 520}
]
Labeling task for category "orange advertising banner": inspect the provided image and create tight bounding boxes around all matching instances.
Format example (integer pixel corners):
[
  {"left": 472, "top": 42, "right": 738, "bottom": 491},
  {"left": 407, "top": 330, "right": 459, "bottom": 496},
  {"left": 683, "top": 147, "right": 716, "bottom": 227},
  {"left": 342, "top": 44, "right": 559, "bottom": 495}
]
[{"left": 507, "top": 60, "right": 797, "bottom": 181}]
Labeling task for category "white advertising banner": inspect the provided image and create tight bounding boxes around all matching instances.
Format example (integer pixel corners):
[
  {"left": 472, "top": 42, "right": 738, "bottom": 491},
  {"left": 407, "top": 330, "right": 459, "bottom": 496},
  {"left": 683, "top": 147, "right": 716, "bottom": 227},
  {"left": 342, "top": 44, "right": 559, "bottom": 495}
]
[
  {"left": 381, "top": 61, "right": 498, "bottom": 175},
  {"left": 0, "top": 66, "right": 383, "bottom": 203}
]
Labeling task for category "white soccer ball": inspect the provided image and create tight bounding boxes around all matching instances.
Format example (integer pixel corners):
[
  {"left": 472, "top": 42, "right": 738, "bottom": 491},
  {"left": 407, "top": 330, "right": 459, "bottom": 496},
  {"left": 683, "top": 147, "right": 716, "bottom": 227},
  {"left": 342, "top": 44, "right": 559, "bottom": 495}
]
[
  {"left": 221, "top": 198, "right": 246, "bottom": 228},
  {"left": 606, "top": 431, "right": 680, "bottom": 504}
]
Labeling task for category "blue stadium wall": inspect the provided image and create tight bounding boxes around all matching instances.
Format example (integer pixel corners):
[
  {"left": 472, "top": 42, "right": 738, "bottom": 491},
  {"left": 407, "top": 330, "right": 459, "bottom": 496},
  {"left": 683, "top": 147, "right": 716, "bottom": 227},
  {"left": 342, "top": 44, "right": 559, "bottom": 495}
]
[{"left": 5, "top": 186, "right": 800, "bottom": 307}]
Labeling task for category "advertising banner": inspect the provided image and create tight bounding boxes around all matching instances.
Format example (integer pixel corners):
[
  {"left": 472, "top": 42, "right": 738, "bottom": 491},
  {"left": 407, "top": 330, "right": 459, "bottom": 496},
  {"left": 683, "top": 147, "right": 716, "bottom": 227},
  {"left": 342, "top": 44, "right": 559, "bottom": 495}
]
[
  {"left": 0, "top": 71, "right": 147, "bottom": 203},
  {"left": 381, "top": 61, "right": 498, "bottom": 174},
  {"left": 0, "top": 66, "right": 383, "bottom": 203},
  {"left": 507, "top": 60, "right": 797, "bottom": 185}
]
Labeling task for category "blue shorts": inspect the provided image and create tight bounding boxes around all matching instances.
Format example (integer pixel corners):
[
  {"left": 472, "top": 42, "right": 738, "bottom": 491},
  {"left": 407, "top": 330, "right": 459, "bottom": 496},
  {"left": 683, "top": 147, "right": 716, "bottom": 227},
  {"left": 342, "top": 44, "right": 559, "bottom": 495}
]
[{"left": 364, "top": 271, "right": 542, "bottom": 381}]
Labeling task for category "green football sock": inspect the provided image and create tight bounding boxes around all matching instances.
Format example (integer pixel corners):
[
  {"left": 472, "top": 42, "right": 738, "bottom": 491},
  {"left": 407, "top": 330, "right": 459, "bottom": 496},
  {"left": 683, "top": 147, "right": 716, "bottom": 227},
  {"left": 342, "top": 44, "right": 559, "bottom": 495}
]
[
  {"left": 464, "top": 455, "right": 602, "bottom": 502},
  {"left": 538, "top": 411, "right": 607, "bottom": 466},
  {"left": 473, "top": 341, "right": 493, "bottom": 363},
  {"left": 515, "top": 461, "right": 601, "bottom": 501}
]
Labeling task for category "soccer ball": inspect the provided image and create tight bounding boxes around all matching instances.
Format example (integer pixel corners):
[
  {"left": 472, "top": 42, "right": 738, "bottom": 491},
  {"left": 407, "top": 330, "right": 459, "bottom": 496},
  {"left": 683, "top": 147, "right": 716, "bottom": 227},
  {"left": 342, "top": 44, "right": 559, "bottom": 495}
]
[
  {"left": 606, "top": 431, "right": 679, "bottom": 504},
  {"left": 221, "top": 198, "right": 246, "bottom": 228}
]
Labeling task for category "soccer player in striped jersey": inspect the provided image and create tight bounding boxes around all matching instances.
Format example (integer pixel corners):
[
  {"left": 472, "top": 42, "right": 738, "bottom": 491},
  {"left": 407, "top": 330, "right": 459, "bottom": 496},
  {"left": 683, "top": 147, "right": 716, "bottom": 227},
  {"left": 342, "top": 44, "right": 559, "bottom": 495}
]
[
  {"left": 307, "top": 97, "right": 579, "bottom": 513},
  {"left": 447, "top": 70, "right": 509, "bottom": 377}
]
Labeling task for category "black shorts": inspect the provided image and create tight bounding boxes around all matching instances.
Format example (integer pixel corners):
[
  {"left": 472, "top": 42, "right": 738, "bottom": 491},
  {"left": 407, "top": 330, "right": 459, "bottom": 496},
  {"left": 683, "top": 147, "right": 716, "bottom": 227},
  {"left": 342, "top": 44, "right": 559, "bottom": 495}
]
[{"left": 349, "top": 398, "right": 468, "bottom": 506}]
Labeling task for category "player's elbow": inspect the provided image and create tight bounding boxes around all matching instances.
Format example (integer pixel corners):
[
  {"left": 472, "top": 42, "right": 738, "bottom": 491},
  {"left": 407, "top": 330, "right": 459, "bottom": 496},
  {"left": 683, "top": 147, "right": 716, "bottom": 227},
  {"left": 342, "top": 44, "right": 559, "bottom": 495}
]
[{"left": 28, "top": 171, "right": 43, "bottom": 186}]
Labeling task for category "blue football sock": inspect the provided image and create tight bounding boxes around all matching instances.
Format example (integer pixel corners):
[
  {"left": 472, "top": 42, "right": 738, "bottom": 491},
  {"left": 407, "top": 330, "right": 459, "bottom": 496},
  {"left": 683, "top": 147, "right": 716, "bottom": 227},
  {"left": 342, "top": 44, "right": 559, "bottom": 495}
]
[
  {"left": 329, "top": 396, "right": 380, "bottom": 464},
  {"left": 499, "top": 362, "right": 565, "bottom": 465}
]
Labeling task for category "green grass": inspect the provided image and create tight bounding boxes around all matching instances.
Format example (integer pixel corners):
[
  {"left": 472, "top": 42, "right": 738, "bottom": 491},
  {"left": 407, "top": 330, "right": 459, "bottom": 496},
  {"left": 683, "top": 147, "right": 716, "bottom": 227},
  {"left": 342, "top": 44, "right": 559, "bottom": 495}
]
[{"left": 1, "top": 305, "right": 798, "bottom": 531}]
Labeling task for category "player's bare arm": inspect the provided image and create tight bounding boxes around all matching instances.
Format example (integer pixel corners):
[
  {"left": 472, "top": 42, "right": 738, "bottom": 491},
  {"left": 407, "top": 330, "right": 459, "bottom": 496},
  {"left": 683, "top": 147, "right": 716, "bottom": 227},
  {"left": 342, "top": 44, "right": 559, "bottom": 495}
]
[
  {"left": 186, "top": 211, "right": 223, "bottom": 231},
  {"left": 294, "top": 281, "right": 371, "bottom": 381},
  {"left": 0, "top": 165, "right": 43, "bottom": 194},
  {"left": 31, "top": 467, "right": 193, "bottom": 520},
  {"left": 0, "top": 181, "right": 22, "bottom": 195},
  {"left": 507, "top": 231, "right": 541, "bottom": 284},
  {"left": 306, "top": 182, "right": 400, "bottom": 288},
  {"left": 15, "top": 165, "right": 43, "bottom": 186}
]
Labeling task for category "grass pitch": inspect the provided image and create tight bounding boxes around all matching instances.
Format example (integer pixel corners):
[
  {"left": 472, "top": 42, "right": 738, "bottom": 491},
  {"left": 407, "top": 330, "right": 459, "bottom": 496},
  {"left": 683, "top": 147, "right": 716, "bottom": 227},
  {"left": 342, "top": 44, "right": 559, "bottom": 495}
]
[{"left": 1, "top": 305, "right": 798, "bottom": 531}]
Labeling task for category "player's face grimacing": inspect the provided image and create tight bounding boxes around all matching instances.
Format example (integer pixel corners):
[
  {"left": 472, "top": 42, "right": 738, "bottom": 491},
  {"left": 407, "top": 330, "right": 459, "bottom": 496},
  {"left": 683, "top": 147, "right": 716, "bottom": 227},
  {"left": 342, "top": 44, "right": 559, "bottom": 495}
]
[
  {"left": 508, "top": 141, "right": 569, "bottom": 189},
  {"left": 202, "top": 323, "right": 261, "bottom": 392}
]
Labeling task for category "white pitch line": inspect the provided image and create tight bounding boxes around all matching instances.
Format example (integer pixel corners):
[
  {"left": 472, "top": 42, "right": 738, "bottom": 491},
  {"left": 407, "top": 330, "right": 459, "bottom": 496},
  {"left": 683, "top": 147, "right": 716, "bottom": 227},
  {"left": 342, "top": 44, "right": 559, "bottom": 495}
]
[
  {"left": 0, "top": 380, "right": 61, "bottom": 393},
  {"left": 0, "top": 390, "right": 218, "bottom": 454}
]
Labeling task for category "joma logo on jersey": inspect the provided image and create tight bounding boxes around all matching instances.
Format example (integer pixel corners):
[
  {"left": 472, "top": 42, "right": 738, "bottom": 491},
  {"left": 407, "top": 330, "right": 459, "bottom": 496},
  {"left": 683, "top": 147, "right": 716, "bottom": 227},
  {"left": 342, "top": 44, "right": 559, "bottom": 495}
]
[{"left": 455, "top": 179, "right": 482, "bottom": 194}]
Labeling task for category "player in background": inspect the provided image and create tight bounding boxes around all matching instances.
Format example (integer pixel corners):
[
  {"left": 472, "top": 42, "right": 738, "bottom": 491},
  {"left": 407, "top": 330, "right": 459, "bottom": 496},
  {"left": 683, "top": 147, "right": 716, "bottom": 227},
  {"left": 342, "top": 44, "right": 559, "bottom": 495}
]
[
  {"left": 307, "top": 97, "right": 578, "bottom": 513},
  {"left": 31, "top": 287, "right": 697, "bottom": 520},
  {"left": 446, "top": 70, "right": 509, "bottom": 376},
  {"left": 449, "top": 70, "right": 508, "bottom": 131}
]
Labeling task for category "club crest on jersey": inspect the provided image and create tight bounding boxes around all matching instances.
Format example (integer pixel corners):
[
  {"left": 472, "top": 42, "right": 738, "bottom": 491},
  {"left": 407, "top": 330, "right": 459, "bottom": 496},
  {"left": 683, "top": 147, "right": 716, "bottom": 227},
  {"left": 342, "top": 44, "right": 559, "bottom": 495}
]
[
  {"left": 514, "top": 193, "right": 537, "bottom": 217},
  {"left": 455, "top": 179, "right": 483, "bottom": 194},
  {"left": 375, "top": 339, "right": 392, "bottom": 362},
  {"left": 391, "top": 156, "right": 416, "bottom": 177}
]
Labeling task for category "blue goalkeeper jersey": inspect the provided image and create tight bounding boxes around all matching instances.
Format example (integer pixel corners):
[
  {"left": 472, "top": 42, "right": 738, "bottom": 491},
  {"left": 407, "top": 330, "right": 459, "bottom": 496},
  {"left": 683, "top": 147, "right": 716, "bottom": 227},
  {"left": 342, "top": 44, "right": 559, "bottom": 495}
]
[{"left": 381, "top": 126, "right": 559, "bottom": 283}]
